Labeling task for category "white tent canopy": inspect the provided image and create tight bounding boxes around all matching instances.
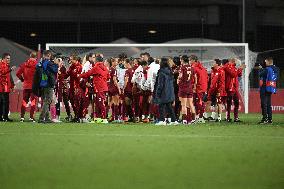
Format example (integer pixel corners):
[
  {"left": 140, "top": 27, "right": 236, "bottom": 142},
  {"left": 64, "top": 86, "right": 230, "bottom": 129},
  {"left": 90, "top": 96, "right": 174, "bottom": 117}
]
[{"left": 78, "top": 38, "right": 143, "bottom": 58}]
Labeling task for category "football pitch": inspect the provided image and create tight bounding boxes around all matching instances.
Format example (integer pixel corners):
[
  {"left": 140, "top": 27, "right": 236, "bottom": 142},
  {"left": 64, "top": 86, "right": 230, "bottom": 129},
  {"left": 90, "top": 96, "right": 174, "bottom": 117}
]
[{"left": 0, "top": 114, "right": 284, "bottom": 189}]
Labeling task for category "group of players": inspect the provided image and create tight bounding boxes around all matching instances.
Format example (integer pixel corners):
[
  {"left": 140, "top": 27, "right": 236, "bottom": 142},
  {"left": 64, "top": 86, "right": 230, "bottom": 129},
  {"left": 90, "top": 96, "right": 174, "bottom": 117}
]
[{"left": 14, "top": 51, "right": 245, "bottom": 124}]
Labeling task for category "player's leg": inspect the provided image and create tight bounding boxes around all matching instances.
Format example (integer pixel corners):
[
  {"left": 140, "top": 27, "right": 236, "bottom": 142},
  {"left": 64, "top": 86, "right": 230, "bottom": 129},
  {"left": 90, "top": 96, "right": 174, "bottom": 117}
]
[
  {"left": 216, "top": 96, "right": 223, "bottom": 122},
  {"left": 188, "top": 97, "right": 196, "bottom": 122},
  {"left": 141, "top": 91, "right": 150, "bottom": 122},
  {"left": 233, "top": 92, "right": 240, "bottom": 122},
  {"left": 62, "top": 92, "right": 71, "bottom": 121},
  {"left": 125, "top": 93, "right": 133, "bottom": 122},
  {"left": 266, "top": 92, "right": 272, "bottom": 123},
  {"left": 20, "top": 89, "right": 30, "bottom": 121},
  {"left": 165, "top": 102, "right": 176, "bottom": 124},
  {"left": 158, "top": 103, "right": 166, "bottom": 122},
  {"left": 112, "top": 95, "right": 120, "bottom": 122},
  {"left": 29, "top": 91, "right": 37, "bottom": 122},
  {"left": 226, "top": 93, "right": 233, "bottom": 122},
  {"left": 0, "top": 93, "right": 3, "bottom": 121},
  {"left": 97, "top": 92, "right": 107, "bottom": 121},
  {"left": 179, "top": 97, "right": 187, "bottom": 124}
]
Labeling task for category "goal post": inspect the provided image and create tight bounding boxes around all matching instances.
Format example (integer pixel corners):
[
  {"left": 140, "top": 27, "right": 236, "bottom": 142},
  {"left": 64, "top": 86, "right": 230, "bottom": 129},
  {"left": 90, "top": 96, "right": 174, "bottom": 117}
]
[{"left": 46, "top": 43, "right": 251, "bottom": 114}]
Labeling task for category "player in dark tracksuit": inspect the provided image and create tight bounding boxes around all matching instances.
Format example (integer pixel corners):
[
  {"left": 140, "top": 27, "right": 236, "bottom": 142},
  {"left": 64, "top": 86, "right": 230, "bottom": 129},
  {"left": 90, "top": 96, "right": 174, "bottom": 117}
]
[{"left": 258, "top": 57, "right": 279, "bottom": 124}]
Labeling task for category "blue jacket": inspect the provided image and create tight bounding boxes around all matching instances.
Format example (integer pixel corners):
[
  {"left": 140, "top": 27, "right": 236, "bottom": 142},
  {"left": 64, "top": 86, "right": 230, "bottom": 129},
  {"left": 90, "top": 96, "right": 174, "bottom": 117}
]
[
  {"left": 154, "top": 67, "right": 175, "bottom": 104},
  {"left": 259, "top": 65, "right": 279, "bottom": 94},
  {"left": 36, "top": 59, "right": 58, "bottom": 88}
]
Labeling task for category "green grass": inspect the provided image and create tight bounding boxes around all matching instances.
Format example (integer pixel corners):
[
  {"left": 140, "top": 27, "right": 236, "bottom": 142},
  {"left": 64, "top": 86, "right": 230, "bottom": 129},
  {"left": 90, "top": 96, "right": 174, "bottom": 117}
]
[{"left": 0, "top": 114, "right": 284, "bottom": 189}]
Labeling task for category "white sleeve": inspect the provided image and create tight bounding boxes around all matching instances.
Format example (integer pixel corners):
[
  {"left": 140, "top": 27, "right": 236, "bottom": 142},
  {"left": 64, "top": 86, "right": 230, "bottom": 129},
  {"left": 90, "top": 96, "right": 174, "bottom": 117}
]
[
  {"left": 131, "top": 66, "right": 141, "bottom": 84},
  {"left": 82, "top": 61, "right": 90, "bottom": 73}
]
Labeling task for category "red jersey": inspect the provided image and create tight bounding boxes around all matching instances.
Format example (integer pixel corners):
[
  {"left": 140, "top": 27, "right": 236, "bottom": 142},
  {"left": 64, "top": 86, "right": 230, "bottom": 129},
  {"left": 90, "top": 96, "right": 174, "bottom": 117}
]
[
  {"left": 16, "top": 58, "right": 37, "bottom": 89},
  {"left": 66, "top": 62, "right": 82, "bottom": 91},
  {"left": 192, "top": 61, "right": 208, "bottom": 93},
  {"left": 178, "top": 64, "right": 194, "bottom": 94},
  {"left": 107, "top": 66, "right": 119, "bottom": 93},
  {"left": 0, "top": 61, "right": 14, "bottom": 93},
  {"left": 55, "top": 65, "right": 68, "bottom": 97},
  {"left": 224, "top": 63, "right": 243, "bottom": 92},
  {"left": 80, "top": 62, "right": 110, "bottom": 92},
  {"left": 124, "top": 68, "right": 134, "bottom": 93},
  {"left": 208, "top": 67, "right": 226, "bottom": 96}
]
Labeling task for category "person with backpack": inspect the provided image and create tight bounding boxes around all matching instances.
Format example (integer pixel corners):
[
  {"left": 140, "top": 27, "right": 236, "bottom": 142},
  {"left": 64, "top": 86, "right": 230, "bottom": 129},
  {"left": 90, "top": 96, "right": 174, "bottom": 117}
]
[
  {"left": 258, "top": 57, "right": 279, "bottom": 124},
  {"left": 37, "top": 50, "right": 59, "bottom": 123}
]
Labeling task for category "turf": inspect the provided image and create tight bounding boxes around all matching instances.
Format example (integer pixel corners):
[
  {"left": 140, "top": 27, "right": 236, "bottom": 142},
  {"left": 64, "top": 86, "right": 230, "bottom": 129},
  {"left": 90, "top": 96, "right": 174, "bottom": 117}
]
[{"left": 0, "top": 113, "right": 284, "bottom": 189}]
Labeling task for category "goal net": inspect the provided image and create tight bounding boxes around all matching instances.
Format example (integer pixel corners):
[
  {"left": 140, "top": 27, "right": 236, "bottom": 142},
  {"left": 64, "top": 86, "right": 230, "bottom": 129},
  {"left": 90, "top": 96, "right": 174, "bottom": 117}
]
[{"left": 46, "top": 43, "right": 257, "bottom": 114}]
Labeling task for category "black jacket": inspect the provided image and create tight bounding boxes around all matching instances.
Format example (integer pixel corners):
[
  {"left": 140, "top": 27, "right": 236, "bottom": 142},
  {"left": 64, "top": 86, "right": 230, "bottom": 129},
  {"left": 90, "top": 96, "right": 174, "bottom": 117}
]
[{"left": 154, "top": 67, "right": 175, "bottom": 104}]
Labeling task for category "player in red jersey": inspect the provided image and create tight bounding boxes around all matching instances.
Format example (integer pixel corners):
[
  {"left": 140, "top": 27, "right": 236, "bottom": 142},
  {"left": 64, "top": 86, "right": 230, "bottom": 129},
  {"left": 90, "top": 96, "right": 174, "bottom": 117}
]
[
  {"left": 189, "top": 55, "right": 208, "bottom": 123},
  {"left": 0, "top": 53, "right": 16, "bottom": 122},
  {"left": 178, "top": 55, "right": 196, "bottom": 124},
  {"left": 224, "top": 58, "right": 246, "bottom": 122},
  {"left": 82, "top": 53, "right": 96, "bottom": 120},
  {"left": 207, "top": 59, "right": 226, "bottom": 122},
  {"left": 131, "top": 58, "right": 144, "bottom": 123},
  {"left": 79, "top": 55, "right": 110, "bottom": 124},
  {"left": 107, "top": 57, "right": 121, "bottom": 122},
  {"left": 123, "top": 59, "right": 135, "bottom": 122},
  {"left": 65, "top": 54, "right": 87, "bottom": 122},
  {"left": 16, "top": 52, "right": 37, "bottom": 122},
  {"left": 54, "top": 57, "right": 72, "bottom": 122}
]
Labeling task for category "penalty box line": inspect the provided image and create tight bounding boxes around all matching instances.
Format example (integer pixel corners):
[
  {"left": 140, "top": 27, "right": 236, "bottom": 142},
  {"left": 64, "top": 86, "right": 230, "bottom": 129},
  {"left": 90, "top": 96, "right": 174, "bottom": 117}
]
[{"left": 0, "top": 132, "right": 284, "bottom": 139}]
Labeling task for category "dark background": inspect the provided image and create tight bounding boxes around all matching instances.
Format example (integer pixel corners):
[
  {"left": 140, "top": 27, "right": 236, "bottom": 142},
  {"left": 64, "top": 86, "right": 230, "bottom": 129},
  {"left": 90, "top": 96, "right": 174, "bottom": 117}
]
[
  {"left": 0, "top": 0, "right": 283, "bottom": 87},
  {"left": 0, "top": 0, "right": 283, "bottom": 51}
]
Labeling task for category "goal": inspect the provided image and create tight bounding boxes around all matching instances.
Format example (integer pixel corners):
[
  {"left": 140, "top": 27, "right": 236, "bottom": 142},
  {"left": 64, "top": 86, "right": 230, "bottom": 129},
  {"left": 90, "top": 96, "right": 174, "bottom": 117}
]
[{"left": 46, "top": 43, "right": 255, "bottom": 113}]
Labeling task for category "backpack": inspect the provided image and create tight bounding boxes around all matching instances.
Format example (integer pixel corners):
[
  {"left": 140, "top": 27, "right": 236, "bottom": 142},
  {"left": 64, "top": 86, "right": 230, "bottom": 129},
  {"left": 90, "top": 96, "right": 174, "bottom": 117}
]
[{"left": 39, "top": 60, "right": 49, "bottom": 88}]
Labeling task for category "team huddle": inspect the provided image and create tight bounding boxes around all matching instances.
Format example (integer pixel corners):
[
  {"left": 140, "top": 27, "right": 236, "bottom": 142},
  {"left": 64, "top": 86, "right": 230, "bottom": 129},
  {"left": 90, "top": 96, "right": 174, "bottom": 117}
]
[{"left": 0, "top": 50, "right": 246, "bottom": 124}]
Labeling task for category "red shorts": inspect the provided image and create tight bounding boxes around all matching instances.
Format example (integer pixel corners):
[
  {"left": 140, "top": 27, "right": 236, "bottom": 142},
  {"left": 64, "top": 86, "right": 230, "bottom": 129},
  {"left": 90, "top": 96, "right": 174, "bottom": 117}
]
[
  {"left": 178, "top": 91, "right": 193, "bottom": 98},
  {"left": 108, "top": 89, "right": 119, "bottom": 97}
]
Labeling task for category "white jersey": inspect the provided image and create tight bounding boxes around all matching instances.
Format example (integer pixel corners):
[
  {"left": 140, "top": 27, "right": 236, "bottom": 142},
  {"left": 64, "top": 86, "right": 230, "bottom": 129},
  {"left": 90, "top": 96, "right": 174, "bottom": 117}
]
[
  {"left": 146, "top": 62, "right": 160, "bottom": 92},
  {"left": 131, "top": 65, "right": 145, "bottom": 90},
  {"left": 82, "top": 61, "right": 93, "bottom": 73},
  {"left": 116, "top": 66, "right": 127, "bottom": 89}
]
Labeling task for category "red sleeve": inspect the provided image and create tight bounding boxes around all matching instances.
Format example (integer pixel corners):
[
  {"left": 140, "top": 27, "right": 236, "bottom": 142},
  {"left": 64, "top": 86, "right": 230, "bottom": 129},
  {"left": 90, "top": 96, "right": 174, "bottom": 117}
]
[{"left": 80, "top": 67, "right": 95, "bottom": 78}]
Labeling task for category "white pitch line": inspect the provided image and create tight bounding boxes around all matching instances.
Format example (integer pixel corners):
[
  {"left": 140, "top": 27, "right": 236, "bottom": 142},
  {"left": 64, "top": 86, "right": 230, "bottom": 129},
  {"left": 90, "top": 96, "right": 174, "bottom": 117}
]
[{"left": 0, "top": 132, "right": 284, "bottom": 139}]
